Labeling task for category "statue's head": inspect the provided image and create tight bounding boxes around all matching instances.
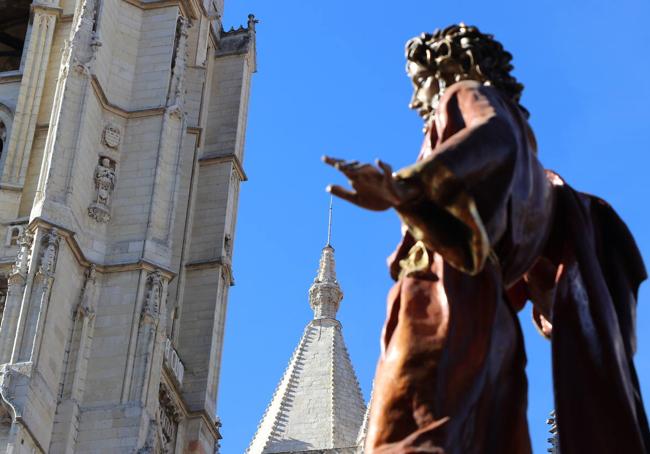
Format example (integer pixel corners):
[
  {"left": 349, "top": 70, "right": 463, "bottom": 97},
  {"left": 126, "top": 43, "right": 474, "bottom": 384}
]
[{"left": 405, "top": 24, "right": 525, "bottom": 123}]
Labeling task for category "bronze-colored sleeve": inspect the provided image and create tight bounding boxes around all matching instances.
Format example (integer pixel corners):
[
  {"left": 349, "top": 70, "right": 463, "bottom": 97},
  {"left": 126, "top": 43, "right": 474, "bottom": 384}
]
[{"left": 393, "top": 98, "right": 519, "bottom": 275}]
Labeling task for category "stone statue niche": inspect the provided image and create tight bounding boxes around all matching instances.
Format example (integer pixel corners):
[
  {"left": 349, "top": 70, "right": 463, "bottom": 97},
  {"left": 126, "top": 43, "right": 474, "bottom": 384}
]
[{"left": 88, "top": 156, "right": 116, "bottom": 223}]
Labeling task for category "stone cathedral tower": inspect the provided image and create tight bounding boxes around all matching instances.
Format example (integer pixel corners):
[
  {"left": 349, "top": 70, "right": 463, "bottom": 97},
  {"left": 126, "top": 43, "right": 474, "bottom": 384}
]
[
  {"left": 247, "top": 238, "right": 367, "bottom": 453},
  {"left": 0, "top": 0, "right": 255, "bottom": 452}
]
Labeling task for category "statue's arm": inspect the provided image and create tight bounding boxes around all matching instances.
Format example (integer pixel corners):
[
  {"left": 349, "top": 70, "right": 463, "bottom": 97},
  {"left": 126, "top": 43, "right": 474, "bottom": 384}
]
[{"left": 393, "top": 83, "right": 520, "bottom": 274}]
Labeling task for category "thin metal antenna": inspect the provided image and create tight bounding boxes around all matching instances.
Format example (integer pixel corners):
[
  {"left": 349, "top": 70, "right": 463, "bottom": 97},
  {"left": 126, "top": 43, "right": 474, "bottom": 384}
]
[{"left": 326, "top": 195, "right": 333, "bottom": 247}]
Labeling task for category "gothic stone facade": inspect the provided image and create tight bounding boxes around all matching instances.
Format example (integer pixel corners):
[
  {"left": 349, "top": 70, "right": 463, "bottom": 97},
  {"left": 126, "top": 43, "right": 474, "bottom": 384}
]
[{"left": 0, "top": 0, "right": 255, "bottom": 452}]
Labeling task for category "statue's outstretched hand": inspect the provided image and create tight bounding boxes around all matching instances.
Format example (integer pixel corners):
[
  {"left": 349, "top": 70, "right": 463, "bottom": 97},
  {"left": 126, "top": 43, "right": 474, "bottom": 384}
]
[{"left": 323, "top": 156, "right": 415, "bottom": 211}]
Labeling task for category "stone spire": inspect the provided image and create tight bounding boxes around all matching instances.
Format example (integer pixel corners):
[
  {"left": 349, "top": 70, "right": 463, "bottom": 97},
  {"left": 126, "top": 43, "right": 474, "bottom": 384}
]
[
  {"left": 308, "top": 244, "right": 343, "bottom": 320},
  {"left": 246, "top": 205, "right": 366, "bottom": 454},
  {"left": 309, "top": 197, "right": 343, "bottom": 320},
  {"left": 547, "top": 410, "right": 560, "bottom": 454}
]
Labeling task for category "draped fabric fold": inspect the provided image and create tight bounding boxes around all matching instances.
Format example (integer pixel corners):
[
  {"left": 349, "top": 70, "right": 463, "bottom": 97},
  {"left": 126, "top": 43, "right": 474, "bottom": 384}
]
[{"left": 551, "top": 185, "right": 649, "bottom": 453}]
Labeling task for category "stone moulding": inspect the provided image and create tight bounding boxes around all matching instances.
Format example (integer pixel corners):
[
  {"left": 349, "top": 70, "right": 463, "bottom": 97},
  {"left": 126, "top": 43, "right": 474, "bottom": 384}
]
[
  {"left": 120, "top": 0, "right": 201, "bottom": 20},
  {"left": 198, "top": 152, "right": 247, "bottom": 181},
  {"left": 90, "top": 76, "right": 166, "bottom": 119},
  {"left": 0, "top": 73, "right": 23, "bottom": 84},
  {"left": 18, "top": 218, "right": 177, "bottom": 280}
]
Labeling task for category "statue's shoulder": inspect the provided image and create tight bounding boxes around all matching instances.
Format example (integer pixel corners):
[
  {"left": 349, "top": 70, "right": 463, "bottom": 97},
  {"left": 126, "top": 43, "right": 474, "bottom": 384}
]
[
  {"left": 441, "top": 80, "right": 503, "bottom": 106},
  {"left": 445, "top": 79, "right": 482, "bottom": 95},
  {"left": 438, "top": 80, "right": 506, "bottom": 128},
  {"left": 441, "top": 80, "right": 504, "bottom": 112}
]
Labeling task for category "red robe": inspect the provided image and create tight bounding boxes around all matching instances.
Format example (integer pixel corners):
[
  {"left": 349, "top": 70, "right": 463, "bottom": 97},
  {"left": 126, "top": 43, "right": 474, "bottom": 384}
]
[{"left": 365, "top": 80, "right": 648, "bottom": 454}]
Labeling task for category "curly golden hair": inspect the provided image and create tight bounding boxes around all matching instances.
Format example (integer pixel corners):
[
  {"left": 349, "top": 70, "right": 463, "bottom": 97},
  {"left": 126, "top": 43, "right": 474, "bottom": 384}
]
[{"left": 405, "top": 24, "right": 526, "bottom": 116}]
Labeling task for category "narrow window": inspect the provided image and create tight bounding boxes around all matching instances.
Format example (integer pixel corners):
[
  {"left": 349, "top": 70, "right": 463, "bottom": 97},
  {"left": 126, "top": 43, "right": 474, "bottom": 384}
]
[
  {"left": 6, "top": 226, "right": 23, "bottom": 246},
  {"left": 0, "top": 0, "right": 31, "bottom": 72}
]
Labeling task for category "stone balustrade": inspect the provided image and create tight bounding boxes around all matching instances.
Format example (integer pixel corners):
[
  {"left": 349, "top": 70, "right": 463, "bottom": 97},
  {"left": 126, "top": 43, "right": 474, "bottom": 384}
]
[{"left": 163, "top": 337, "right": 184, "bottom": 387}]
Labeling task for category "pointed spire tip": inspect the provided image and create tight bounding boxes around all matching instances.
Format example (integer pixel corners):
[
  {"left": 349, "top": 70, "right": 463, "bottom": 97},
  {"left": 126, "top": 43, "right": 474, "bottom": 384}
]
[{"left": 326, "top": 195, "right": 333, "bottom": 247}]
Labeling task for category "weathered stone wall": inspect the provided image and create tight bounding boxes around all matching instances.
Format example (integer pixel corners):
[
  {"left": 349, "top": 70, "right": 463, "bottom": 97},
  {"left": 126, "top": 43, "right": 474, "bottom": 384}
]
[{"left": 0, "top": 0, "right": 255, "bottom": 452}]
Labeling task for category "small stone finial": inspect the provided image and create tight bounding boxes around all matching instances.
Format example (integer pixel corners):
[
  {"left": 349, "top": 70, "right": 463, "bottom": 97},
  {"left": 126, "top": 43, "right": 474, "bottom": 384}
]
[
  {"left": 308, "top": 244, "right": 343, "bottom": 320},
  {"left": 326, "top": 195, "right": 333, "bottom": 247},
  {"left": 547, "top": 409, "right": 560, "bottom": 454}
]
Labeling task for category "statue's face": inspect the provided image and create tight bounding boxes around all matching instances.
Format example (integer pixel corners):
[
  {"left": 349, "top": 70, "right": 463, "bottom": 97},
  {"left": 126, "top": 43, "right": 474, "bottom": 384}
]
[{"left": 407, "top": 61, "right": 440, "bottom": 122}]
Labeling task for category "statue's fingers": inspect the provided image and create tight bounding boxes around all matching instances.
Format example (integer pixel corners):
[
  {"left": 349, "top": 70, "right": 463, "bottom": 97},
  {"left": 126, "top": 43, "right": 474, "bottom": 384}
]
[
  {"left": 326, "top": 185, "right": 359, "bottom": 204},
  {"left": 377, "top": 159, "right": 401, "bottom": 202},
  {"left": 376, "top": 159, "right": 394, "bottom": 176},
  {"left": 322, "top": 156, "right": 364, "bottom": 175},
  {"left": 377, "top": 159, "right": 396, "bottom": 191},
  {"left": 322, "top": 156, "right": 346, "bottom": 168},
  {"left": 339, "top": 160, "right": 361, "bottom": 170}
]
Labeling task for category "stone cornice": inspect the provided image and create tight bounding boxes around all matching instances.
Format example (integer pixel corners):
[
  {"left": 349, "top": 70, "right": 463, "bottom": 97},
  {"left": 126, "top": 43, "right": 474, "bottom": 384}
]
[
  {"left": 186, "top": 126, "right": 202, "bottom": 144},
  {"left": 90, "top": 76, "right": 166, "bottom": 119},
  {"left": 0, "top": 72, "right": 22, "bottom": 84},
  {"left": 0, "top": 184, "right": 23, "bottom": 192},
  {"left": 120, "top": 0, "right": 199, "bottom": 19},
  {"left": 185, "top": 257, "right": 233, "bottom": 285},
  {"left": 37, "top": 121, "right": 199, "bottom": 142},
  {"left": 27, "top": 217, "right": 176, "bottom": 280},
  {"left": 216, "top": 30, "right": 253, "bottom": 59},
  {"left": 216, "top": 16, "right": 257, "bottom": 72},
  {"left": 199, "top": 152, "right": 247, "bottom": 181},
  {"left": 31, "top": 3, "right": 63, "bottom": 17},
  {"left": 185, "top": 257, "right": 229, "bottom": 270}
]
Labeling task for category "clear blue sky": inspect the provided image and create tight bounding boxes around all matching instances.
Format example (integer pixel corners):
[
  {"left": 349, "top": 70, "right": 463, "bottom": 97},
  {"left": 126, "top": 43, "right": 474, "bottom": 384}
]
[{"left": 220, "top": 1, "right": 650, "bottom": 452}]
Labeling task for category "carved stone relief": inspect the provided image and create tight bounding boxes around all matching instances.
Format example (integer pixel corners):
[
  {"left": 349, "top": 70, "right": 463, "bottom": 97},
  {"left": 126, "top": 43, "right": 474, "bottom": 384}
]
[
  {"left": 142, "top": 271, "right": 166, "bottom": 323},
  {"left": 88, "top": 157, "right": 116, "bottom": 223},
  {"left": 77, "top": 264, "right": 97, "bottom": 319},
  {"left": 9, "top": 231, "right": 33, "bottom": 286},
  {"left": 167, "top": 16, "right": 189, "bottom": 113},
  {"left": 158, "top": 382, "right": 181, "bottom": 454},
  {"left": 69, "top": 0, "right": 102, "bottom": 76},
  {"left": 38, "top": 228, "right": 61, "bottom": 278},
  {"left": 102, "top": 125, "right": 121, "bottom": 149}
]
